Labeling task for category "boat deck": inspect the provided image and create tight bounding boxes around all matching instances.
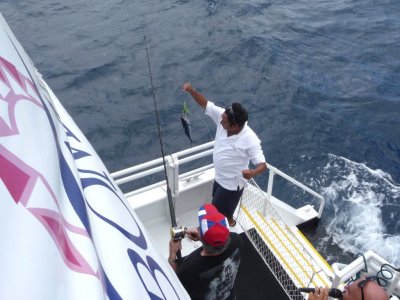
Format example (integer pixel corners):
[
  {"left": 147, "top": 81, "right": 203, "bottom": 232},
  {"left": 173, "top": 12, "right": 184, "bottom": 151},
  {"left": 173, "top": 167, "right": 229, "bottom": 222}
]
[
  {"left": 118, "top": 142, "right": 400, "bottom": 300},
  {"left": 124, "top": 164, "right": 329, "bottom": 300},
  {"left": 144, "top": 212, "right": 293, "bottom": 299},
  {"left": 237, "top": 231, "right": 290, "bottom": 300}
]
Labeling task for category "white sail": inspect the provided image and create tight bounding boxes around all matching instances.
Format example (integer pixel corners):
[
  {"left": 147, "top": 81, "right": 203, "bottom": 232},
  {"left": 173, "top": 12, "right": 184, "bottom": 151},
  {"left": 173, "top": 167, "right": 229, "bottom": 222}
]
[{"left": 0, "top": 14, "right": 188, "bottom": 300}]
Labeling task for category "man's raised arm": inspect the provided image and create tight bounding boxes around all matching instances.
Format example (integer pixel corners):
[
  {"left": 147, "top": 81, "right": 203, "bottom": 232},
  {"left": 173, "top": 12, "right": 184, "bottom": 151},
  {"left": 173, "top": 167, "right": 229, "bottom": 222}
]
[{"left": 182, "top": 82, "right": 208, "bottom": 108}]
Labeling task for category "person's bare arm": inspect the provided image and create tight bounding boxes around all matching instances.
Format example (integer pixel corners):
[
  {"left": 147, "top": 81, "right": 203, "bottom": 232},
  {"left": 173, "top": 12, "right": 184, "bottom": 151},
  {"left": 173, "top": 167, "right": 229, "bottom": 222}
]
[
  {"left": 186, "top": 227, "right": 200, "bottom": 241},
  {"left": 242, "top": 162, "right": 267, "bottom": 180},
  {"left": 168, "top": 239, "right": 182, "bottom": 271},
  {"left": 182, "top": 82, "right": 208, "bottom": 108},
  {"left": 307, "top": 287, "right": 328, "bottom": 300}
]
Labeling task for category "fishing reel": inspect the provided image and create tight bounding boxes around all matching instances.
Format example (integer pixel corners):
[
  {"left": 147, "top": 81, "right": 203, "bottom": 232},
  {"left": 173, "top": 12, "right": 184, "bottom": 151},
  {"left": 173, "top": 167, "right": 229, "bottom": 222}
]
[{"left": 170, "top": 226, "right": 187, "bottom": 240}]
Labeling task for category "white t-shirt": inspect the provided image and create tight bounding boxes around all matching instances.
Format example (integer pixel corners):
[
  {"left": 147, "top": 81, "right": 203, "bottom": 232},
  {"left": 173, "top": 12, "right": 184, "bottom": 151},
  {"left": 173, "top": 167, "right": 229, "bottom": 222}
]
[{"left": 205, "top": 101, "right": 266, "bottom": 190}]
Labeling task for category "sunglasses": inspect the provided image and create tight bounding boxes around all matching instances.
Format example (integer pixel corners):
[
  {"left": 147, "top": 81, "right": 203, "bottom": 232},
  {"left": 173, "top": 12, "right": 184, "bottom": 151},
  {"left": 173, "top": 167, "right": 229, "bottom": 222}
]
[
  {"left": 225, "top": 105, "right": 237, "bottom": 125},
  {"left": 344, "top": 275, "right": 386, "bottom": 300}
]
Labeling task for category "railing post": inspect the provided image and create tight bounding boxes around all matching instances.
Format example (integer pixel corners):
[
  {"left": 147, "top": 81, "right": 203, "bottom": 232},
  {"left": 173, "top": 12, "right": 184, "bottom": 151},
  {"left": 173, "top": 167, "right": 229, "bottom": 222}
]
[
  {"left": 317, "top": 196, "right": 325, "bottom": 219},
  {"left": 166, "top": 155, "right": 179, "bottom": 199},
  {"left": 264, "top": 168, "right": 275, "bottom": 216},
  {"left": 266, "top": 167, "right": 275, "bottom": 201}
]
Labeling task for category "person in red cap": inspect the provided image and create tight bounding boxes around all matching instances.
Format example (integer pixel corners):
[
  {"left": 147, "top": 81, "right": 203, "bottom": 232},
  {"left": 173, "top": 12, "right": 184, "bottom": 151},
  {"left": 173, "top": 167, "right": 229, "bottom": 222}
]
[{"left": 169, "top": 204, "right": 243, "bottom": 300}]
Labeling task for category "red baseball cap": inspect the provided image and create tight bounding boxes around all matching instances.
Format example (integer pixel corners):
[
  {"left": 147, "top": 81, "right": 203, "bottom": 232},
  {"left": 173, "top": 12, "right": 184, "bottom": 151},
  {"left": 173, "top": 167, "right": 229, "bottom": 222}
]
[
  {"left": 198, "top": 203, "right": 218, "bottom": 221},
  {"left": 198, "top": 204, "right": 229, "bottom": 246}
]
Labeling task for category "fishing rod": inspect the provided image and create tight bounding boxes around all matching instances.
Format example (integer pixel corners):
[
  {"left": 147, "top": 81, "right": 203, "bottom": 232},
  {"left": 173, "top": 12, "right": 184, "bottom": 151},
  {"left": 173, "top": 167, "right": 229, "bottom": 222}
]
[{"left": 144, "top": 36, "right": 181, "bottom": 260}]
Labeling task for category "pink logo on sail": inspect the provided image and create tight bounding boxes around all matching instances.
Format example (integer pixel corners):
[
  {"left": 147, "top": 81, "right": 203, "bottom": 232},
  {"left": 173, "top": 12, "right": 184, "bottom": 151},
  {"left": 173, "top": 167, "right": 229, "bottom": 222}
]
[
  {"left": 0, "top": 56, "right": 98, "bottom": 278},
  {"left": 0, "top": 56, "right": 43, "bottom": 137}
]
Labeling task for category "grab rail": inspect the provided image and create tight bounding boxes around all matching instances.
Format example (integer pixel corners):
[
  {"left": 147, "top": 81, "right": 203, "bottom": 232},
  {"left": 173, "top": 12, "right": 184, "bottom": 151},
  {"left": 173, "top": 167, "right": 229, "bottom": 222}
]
[
  {"left": 110, "top": 142, "right": 215, "bottom": 195},
  {"left": 111, "top": 141, "right": 325, "bottom": 218},
  {"left": 266, "top": 164, "right": 325, "bottom": 218}
]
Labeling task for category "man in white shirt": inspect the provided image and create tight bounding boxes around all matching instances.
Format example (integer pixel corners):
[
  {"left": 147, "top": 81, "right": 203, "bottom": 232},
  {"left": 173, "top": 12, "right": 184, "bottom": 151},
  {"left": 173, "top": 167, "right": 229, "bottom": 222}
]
[{"left": 182, "top": 82, "right": 267, "bottom": 226}]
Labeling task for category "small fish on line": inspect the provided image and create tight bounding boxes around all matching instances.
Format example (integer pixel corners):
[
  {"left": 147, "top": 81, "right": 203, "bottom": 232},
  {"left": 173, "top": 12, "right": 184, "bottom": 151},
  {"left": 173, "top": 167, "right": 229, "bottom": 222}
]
[{"left": 181, "top": 102, "right": 193, "bottom": 143}]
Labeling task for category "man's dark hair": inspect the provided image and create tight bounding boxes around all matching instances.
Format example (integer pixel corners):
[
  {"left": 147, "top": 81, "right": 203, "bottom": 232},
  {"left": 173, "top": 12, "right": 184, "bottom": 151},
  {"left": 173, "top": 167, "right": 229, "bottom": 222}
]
[{"left": 231, "top": 103, "right": 248, "bottom": 127}]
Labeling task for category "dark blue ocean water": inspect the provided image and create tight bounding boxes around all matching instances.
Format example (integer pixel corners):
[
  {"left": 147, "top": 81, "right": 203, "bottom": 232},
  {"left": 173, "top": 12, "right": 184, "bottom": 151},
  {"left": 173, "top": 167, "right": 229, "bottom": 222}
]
[{"left": 1, "top": 0, "right": 399, "bottom": 265}]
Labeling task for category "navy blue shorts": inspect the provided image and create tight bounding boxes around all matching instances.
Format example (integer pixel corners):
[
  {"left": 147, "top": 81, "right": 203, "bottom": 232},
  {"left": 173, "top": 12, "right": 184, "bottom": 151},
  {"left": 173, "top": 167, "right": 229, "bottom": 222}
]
[{"left": 211, "top": 181, "right": 244, "bottom": 219}]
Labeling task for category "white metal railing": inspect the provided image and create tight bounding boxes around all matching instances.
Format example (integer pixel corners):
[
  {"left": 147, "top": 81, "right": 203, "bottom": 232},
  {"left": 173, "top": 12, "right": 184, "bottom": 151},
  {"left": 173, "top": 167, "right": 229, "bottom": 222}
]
[
  {"left": 111, "top": 141, "right": 325, "bottom": 219},
  {"left": 110, "top": 142, "right": 215, "bottom": 197},
  {"left": 331, "top": 250, "right": 400, "bottom": 298},
  {"left": 266, "top": 164, "right": 325, "bottom": 218}
]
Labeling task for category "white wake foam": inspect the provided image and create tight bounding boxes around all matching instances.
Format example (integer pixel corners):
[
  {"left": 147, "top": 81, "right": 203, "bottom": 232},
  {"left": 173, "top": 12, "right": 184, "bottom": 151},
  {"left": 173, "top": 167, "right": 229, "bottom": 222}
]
[{"left": 319, "top": 154, "right": 400, "bottom": 266}]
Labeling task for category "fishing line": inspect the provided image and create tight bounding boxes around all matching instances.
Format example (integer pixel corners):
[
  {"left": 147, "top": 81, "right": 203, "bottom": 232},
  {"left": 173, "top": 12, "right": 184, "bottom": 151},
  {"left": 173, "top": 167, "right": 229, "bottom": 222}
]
[{"left": 144, "top": 36, "right": 181, "bottom": 259}]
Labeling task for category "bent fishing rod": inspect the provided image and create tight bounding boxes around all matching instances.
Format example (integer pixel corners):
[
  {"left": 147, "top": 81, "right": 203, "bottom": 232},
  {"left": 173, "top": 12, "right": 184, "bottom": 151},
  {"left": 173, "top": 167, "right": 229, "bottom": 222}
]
[{"left": 144, "top": 36, "right": 182, "bottom": 259}]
